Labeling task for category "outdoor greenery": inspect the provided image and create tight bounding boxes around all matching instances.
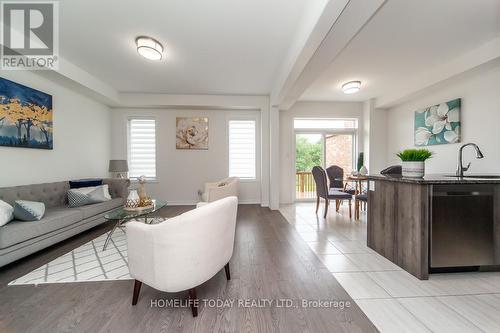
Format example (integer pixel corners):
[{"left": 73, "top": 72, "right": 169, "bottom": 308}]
[
  {"left": 396, "top": 149, "right": 433, "bottom": 161},
  {"left": 295, "top": 136, "right": 322, "bottom": 172}
]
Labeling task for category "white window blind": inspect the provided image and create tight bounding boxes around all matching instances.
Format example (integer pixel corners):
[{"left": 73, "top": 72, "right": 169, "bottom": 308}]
[
  {"left": 229, "top": 120, "right": 256, "bottom": 180},
  {"left": 128, "top": 118, "right": 156, "bottom": 179}
]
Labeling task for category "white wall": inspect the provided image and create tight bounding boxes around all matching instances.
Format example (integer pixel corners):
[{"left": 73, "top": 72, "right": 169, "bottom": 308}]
[
  {"left": 385, "top": 61, "right": 500, "bottom": 174},
  {"left": 111, "top": 108, "right": 262, "bottom": 204},
  {"left": 279, "top": 101, "right": 364, "bottom": 204},
  {"left": 363, "top": 99, "right": 388, "bottom": 174},
  {"left": 0, "top": 71, "right": 111, "bottom": 187}
]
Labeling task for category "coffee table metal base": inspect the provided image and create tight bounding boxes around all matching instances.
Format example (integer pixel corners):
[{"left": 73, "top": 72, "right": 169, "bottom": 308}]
[
  {"left": 102, "top": 215, "right": 163, "bottom": 251},
  {"left": 103, "top": 219, "right": 126, "bottom": 251}
]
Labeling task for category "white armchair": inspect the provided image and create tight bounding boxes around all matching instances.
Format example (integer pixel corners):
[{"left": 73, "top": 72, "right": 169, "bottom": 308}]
[
  {"left": 126, "top": 196, "right": 238, "bottom": 317},
  {"left": 200, "top": 177, "right": 239, "bottom": 202}
]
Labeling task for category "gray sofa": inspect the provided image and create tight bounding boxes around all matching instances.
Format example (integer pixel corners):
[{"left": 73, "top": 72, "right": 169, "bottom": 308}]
[{"left": 0, "top": 178, "right": 130, "bottom": 268}]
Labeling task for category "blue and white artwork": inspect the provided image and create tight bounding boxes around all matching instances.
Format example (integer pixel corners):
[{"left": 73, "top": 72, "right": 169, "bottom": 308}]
[
  {"left": 0, "top": 77, "right": 53, "bottom": 149},
  {"left": 414, "top": 98, "right": 460, "bottom": 146}
]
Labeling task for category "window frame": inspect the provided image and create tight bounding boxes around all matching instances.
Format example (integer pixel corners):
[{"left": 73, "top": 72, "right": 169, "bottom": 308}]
[
  {"left": 227, "top": 116, "right": 259, "bottom": 182},
  {"left": 294, "top": 117, "right": 358, "bottom": 130},
  {"left": 292, "top": 117, "right": 359, "bottom": 202},
  {"left": 127, "top": 116, "right": 158, "bottom": 182}
]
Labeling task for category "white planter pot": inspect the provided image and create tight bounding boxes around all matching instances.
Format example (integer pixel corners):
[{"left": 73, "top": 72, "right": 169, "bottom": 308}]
[{"left": 402, "top": 161, "right": 425, "bottom": 178}]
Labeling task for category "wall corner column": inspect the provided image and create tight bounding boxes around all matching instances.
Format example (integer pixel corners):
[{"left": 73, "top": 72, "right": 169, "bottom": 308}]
[{"left": 269, "top": 105, "right": 280, "bottom": 210}]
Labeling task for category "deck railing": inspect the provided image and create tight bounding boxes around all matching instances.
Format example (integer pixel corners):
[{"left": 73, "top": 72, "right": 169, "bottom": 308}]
[{"left": 296, "top": 171, "right": 316, "bottom": 199}]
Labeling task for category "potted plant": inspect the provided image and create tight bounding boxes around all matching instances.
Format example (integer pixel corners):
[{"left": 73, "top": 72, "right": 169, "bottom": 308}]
[{"left": 396, "top": 149, "right": 433, "bottom": 178}]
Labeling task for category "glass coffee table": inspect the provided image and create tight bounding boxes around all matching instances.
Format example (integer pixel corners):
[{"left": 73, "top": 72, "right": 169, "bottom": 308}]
[{"left": 102, "top": 199, "right": 167, "bottom": 251}]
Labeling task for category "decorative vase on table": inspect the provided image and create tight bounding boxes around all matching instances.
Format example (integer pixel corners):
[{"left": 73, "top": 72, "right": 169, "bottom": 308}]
[
  {"left": 402, "top": 161, "right": 425, "bottom": 178},
  {"left": 126, "top": 190, "right": 141, "bottom": 208},
  {"left": 359, "top": 166, "right": 368, "bottom": 176}
]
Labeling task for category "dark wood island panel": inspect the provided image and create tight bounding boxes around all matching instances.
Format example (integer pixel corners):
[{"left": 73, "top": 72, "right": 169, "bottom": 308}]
[
  {"left": 367, "top": 180, "right": 430, "bottom": 279},
  {"left": 367, "top": 174, "right": 500, "bottom": 280}
]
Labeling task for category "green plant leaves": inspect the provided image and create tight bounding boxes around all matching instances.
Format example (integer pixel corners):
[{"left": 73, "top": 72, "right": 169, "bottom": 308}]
[{"left": 396, "top": 149, "right": 433, "bottom": 161}]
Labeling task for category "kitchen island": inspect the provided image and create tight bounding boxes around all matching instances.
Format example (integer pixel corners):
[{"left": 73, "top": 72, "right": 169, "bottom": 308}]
[{"left": 367, "top": 174, "right": 500, "bottom": 280}]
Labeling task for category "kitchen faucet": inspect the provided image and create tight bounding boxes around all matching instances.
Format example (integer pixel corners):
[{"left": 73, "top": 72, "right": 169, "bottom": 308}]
[{"left": 456, "top": 143, "right": 484, "bottom": 177}]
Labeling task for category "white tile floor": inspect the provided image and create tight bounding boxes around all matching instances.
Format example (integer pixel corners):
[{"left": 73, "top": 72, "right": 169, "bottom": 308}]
[{"left": 280, "top": 202, "right": 500, "bottom": 333}]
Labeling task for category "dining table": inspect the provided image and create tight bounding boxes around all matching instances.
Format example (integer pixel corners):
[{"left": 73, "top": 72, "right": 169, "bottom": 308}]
[{"left": 346, "top": 174, "right": 368, "bottom": 194}]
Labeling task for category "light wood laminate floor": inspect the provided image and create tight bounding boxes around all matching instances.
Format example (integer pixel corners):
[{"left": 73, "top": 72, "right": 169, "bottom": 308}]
[{"left": 0, "top": 205, "right": 377, "bottom": 333}]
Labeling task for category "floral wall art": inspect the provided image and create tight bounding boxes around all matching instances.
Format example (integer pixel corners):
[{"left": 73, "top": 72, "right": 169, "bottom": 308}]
[
  {"left": 414, "top": 98, "right": 461, "bottom": 146},
  {"left": 176, "top": 117, "right": 209, "bottom": 149}
]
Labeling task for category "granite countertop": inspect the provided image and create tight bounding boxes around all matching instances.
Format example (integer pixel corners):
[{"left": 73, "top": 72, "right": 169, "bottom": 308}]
[{"left": 367, "top": 174, "right": 500, "bottom": 184}]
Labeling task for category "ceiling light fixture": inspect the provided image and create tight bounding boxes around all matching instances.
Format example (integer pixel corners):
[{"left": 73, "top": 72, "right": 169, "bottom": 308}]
[
  {"left": 342, "top": 81, "right": 361, "bottom": 94},
  {"left": 136, "top": 36, "right": 163, "bottom": 61}
]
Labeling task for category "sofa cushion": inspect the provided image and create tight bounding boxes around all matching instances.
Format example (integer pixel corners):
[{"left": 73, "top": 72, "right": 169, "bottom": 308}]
[
  {"left": 76, "top": 198, "right": 123, "bottom": 219},
  {"left": 0, "top": 181, "right": 69, "bottom": 208},
  {"left": 0, "top": 207, "right": 83, "bottom": 249}
]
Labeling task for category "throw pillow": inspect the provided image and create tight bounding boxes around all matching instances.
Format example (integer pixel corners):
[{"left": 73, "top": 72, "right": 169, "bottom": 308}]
[
  {"left": 0, "top": 200, "right": 14, "bottom": 226},
  {"left": 87, "top": 186, "right": 110, "bottom": 202},
  {"left": 13, "top": 200, "right": 45, "bottom": 221},
  {"left": 68, "top": 185, "right": 111, "bottom": 208},
  {"left": 68, "top": 189, "right": 95, "bottom": 207},
  {"left": 70, "top": 184, "right": 111, "bottom": 199},
  {"left": 69, "top": 179, "right": 103, "bottom": 189}
]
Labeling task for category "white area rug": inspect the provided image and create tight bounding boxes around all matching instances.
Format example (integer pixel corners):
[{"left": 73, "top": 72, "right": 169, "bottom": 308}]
[{"left": 9, "top": 229, "right": 131, "bottom": 286}]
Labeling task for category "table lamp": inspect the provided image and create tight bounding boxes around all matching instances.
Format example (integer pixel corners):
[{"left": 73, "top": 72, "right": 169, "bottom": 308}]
[{"left": 109, "top": 160, "right": 128, "bottom": 178}]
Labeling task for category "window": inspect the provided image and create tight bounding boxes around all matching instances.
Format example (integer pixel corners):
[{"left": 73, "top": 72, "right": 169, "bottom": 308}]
[
  {"left": 228, "top": 119, "right": 256, "bottom": 180},
  {"left": 294, "top": 118, "right": 358, "bottom": 130},
  {"left": 128, "top": 118, "right": 156, "bottom": 180}
]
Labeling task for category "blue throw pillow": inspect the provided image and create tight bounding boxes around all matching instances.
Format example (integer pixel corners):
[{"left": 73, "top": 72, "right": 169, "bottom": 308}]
[
  {"left": 13, "top": 200, "right": 45, "bottom": 221},
  {"left": 69, "top": 179, "right": 103, "bottom": 189}
]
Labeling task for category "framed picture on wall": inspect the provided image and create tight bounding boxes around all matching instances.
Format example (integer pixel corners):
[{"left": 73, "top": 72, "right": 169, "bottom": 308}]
[
  {"left": 0, "top": 77, "right": 53, "bottom": 149},
  {"left": 414, "top": 98, "right": 461, "bottom": 146},
  {"left": 176, "top": 117, "right": 209, "bottom": 150}
]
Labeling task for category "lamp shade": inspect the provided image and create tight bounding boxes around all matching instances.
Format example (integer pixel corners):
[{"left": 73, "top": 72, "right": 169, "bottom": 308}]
[{"left": 109, "top": 160, "right": 128, "bottom": 172}]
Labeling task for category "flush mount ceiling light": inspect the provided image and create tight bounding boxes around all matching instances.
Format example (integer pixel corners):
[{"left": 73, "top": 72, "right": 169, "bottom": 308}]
[
  {"left": 342, "top": 81, "right": 361, "bottom": 94},
  {"left": 136, "top": 36, "right": 163, "bottom": 61}
]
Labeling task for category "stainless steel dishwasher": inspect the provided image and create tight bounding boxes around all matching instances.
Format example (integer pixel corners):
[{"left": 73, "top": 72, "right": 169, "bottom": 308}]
[{"left": 430, "top": 184, "right": 498, "bottom": 270}]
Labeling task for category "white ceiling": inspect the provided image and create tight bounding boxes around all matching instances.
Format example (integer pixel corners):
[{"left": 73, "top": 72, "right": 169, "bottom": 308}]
[
  {"left": 300, "top": 0, "right": 500, "bottom": 104},
  {"left": 59, "top": 0, "right": 310, "bottom": 95}
]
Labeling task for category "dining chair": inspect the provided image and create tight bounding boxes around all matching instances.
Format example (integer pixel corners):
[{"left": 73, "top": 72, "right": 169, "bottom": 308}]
[
  {"left": 312, "top": 166, "right": 352, "bottom": 219},
  {"left": 325, "top": 165, "right": 356, "bottom": 194},
  {"left": 354, "top": 194, "right": 367, "bottom": 220}
]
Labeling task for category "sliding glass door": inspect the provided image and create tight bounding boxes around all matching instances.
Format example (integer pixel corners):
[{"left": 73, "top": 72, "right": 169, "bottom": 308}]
[
  {"left": 325, "top": 133, "right": 354, "bottom": 175},
  {"left": 295, "top": 131, "right": 356, "bottom": 201},
  {"left": 295, "top": 133, "right": 323, "bottom": 199}
]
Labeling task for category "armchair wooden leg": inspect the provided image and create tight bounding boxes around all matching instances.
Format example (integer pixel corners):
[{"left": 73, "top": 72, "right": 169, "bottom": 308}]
[
  {"left": 132, "top": 280, "right": 142, "bottom": 305},
  {"left": 324, "top": 199, "right": 329, "bottom": 218},
  {"left": 225, "top": 262, "right": 231, "bottom": 280},
  {"left": 315, "top": 196, "right": 320, "bottom": 214},
  {"left": 335, "top": 200, "right": 340, "bottom": 212},
  {"left": 348, "top": 200, "right": 352, "bottom": 219},
  {"left": 188, "top": 287, "right": 198, "bottom": 317}
]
